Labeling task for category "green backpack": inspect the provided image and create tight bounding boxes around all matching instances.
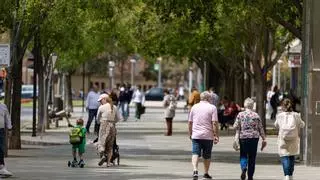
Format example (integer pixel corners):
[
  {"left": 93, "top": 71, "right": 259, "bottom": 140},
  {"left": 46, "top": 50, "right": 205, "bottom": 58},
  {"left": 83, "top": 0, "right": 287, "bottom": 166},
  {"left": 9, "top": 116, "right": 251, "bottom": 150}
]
[{"left": 69, "top": 127, "right": 83, "bottom": 145}]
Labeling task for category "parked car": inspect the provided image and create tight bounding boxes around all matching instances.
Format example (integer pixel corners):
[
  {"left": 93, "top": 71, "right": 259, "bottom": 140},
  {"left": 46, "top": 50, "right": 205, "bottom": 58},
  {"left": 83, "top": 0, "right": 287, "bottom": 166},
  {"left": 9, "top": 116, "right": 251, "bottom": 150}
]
[
  {"left": 145, "top": 88, "right": 164, "bottom": 101},
  {"left": 0, "top": 85, "right": 38, "bottom": 99}
]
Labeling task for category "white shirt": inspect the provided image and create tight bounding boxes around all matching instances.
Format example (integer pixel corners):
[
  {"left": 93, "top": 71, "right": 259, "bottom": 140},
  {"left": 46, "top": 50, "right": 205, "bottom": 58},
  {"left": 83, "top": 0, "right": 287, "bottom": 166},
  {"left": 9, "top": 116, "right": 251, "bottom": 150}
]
[
  {"left": 132, "top": 90, "right": 145, "bottom": 104},
  {"left": 86, "top": 90, "right": 100, "bottom": 109},
  {"left": 0, "top": 104, "right": 12, "bottom": 129}
]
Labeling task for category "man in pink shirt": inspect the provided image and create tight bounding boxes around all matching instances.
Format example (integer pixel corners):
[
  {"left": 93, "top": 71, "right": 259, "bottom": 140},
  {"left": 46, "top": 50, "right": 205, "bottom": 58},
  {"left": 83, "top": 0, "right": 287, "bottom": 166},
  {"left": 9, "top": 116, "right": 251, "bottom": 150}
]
[{"left": 188, "top": 91, "right": 219, "bottom": 180}]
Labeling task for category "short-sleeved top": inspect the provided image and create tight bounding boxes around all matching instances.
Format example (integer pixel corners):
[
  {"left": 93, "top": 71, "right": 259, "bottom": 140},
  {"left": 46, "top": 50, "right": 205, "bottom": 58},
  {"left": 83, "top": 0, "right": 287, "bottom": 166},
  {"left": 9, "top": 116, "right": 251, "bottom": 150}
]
[
  {"left": 189, "top": 101, "right": 218, "bottom": 140},
  {"left": 233, "top": 109, "right": 265, "bottom": 139}
]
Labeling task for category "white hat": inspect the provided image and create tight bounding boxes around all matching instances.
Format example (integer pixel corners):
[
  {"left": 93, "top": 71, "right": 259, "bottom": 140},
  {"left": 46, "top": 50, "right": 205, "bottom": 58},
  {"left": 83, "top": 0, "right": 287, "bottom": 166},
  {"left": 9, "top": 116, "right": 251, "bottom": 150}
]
[{"left": 97, "top": 94, "right": 109, "bottom": 102}]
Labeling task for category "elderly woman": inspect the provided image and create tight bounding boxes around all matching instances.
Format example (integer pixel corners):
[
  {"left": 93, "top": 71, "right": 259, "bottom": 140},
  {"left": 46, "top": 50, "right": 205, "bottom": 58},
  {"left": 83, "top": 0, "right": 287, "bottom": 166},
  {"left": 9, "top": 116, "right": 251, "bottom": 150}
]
[
  {"left": 275, "top": 99, "right": 305, "bottom": 180},
  {"left": 96, "top": 94, "right": 122, "bottom": 167},
  {"left": 163, "top": 89, "right": 177, "bottom": 136},
  {"left": 233, "top": 98, "right": 267, "bottom": 180}
]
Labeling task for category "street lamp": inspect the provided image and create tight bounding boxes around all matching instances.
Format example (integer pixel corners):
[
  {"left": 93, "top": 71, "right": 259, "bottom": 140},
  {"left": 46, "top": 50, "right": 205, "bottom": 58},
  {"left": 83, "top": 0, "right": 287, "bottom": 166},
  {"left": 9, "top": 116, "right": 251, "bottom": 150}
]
[
  {"left": 108, "top": 60, "right": 115, "bottom": 89},
  {"left": 277, "top": 59, "right": 284, "bottom": 88},
  {"left": 157, "top": 57, "right": 162, "bottom": 88},
  {"left": 130, "top": 58, "right": 136, "bottom": 86}
]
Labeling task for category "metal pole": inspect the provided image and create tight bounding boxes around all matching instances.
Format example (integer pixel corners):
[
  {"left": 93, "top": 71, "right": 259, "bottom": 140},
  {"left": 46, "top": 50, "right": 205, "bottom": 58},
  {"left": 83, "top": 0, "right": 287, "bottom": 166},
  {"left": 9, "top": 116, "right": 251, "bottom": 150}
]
[
  {"left": 158, "top": 61, "right": 161, "bottom": 88},
  {"left": 32, "top": 59, "right": 37, "bottom": 137},
  {"left": 189, "top": 67, "right": 193, "bottom": 95},
  {"left": 131, "top": 62, "right": 134, "bottom": 86},
  {"left": 277, "top": 63, "right": 281, "bottom": 88},
  {"left": 203, "top": 61, "right": 207, "bottom": 91},
  {"left": 82, "top": 63, "right": 85, "bottom": 113},
  {"left": 272, "top": 65, "right": 277, "bottom": 88}
]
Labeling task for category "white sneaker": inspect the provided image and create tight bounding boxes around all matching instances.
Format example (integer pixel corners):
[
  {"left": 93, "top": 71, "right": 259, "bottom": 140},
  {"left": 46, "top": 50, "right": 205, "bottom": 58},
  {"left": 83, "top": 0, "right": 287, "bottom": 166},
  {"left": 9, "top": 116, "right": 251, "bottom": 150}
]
[
  {"left": 284, "top": 175, "right": 290, "bottom": 180},
  {"left": 0, "top": 167, "right": 13, "bottom": 177}
]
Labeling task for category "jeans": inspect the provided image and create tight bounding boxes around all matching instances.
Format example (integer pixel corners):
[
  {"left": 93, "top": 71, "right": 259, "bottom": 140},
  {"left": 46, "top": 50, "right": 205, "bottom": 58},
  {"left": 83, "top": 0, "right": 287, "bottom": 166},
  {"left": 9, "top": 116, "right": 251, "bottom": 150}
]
[
  {"left": 0, "top": 128, "right": 5, "bottom": 165},
  {"left": 119, "top": 102, "right": 129, "bottom": 120},
  {"left": 85, "top": 109, "right": 98, "bottom": 133},
  {"left": 192, "top": 139, "right": 213, "bottom": 159},
  {"left": 239, "top": 138, "right": 259, "bottom": 178},
  {"left": 281, "top": 156, "right": 295, "bottom": 176}
]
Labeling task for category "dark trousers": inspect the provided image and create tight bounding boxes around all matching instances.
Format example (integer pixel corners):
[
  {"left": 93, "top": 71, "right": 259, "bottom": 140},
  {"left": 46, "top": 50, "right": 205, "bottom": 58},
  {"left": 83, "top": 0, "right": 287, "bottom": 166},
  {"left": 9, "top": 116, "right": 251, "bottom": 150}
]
[
  {"left": 165, "top": 118, "right": 173, "bottom": 136},
  {"left": 135, "top": 103, "right": 142, "bottom": 119},
  {"left": 0, "top": 129, "right": 5, "bottom": 165},
  {"left": 86, "top": 109, "right": 98, "bottom": 133},
  {"left": 281, "top": 156, "right": 295, "bottom": 176},
  {"left": 271, "top": 105, "right": 278, "bottom": 120},
  {"left": 240, "top": 138, "right": 259, "bottom": 179}
]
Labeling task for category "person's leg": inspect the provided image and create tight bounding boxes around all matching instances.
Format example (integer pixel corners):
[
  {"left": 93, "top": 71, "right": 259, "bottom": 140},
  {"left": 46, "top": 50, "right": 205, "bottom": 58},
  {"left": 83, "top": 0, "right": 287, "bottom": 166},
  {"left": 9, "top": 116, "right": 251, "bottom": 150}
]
[
  {"left": 247, "top": 138, "right": 259, "bottom": 179},
  {"left": 0, "top": 129, "right": 5, "bottom": 167},
  {"left": 289, "top": 156, "right": 295, "bottom": 176},
  {"left": 168, "top": 118, "right": 173, "bottom": 135},
  {"left": 191, "top": 139, "right": 201, "bottom": 174},
  {"left": 239, "top": 139, "right": 248, "bottom": 180},
  {"left": 92, "top": 109, "right": 99, "bottom": 135},
  {"left": 202, "top": 140, "right": 213, "bottom": 175},
  {"left": 85, "top": 109, "right": 94, "bottom": 133},
  {"left": 106, "top": 135, "right": 116, "bottom": 167},
  {"left": 281, "top": 156, "right": 290, "bottom": 176},
  {"left": 136, "top": 103, "right": 142, "bottom": 120}
]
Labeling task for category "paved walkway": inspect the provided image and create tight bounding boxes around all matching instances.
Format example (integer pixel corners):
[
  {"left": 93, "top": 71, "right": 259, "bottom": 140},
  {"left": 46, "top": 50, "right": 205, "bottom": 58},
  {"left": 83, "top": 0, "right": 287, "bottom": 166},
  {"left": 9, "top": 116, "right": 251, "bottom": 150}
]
[{"left": 9, "top": 107, "right": 320, "bottom": 180}]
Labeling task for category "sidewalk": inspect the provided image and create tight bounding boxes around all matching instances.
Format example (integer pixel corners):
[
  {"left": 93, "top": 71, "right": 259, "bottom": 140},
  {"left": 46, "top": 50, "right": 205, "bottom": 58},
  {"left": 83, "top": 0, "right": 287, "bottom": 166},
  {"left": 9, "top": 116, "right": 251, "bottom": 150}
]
[{"left": 9, "top": 117, "right": 320, "bottom": 180}]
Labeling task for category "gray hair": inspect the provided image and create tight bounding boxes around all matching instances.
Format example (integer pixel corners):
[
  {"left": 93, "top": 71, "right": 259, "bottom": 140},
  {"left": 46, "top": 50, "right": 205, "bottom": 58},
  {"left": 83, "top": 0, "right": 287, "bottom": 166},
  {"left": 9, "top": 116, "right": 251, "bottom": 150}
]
[
  {"left": 200, "top": 91, "right": 212, "bottom": 102},
  {"left": 244, "top": 97, "right": 254, "bottom": 110}
]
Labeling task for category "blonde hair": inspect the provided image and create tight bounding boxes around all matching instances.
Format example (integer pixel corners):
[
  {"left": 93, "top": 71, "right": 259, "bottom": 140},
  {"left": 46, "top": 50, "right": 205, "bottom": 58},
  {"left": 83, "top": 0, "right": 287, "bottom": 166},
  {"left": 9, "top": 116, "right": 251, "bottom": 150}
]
[{"left": 105, "top": 96, "right": 114, "bottom": 112}]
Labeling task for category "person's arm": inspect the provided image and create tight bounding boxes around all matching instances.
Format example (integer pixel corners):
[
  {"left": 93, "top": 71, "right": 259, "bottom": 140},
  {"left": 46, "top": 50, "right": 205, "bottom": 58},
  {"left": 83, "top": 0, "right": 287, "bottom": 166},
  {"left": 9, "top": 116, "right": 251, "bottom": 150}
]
[
  {"left": 188, "top": 109, "right": 193, "bottom": 139},
  {"left": 274, "top": 115, "right": 280, "bottom": 129},
  {"left": 258, "top": 117, "right": 266, "bottom": 141},
  {"left": 85, "top": 92, "right": 91, "bottom": 109},
  {"left": 233, "top": 114, "right": 240, "bottom": 130},
  {"left": 96, "top": 106, "right": 102, "bottom": 124},
  {"left": 296, "top": 113, "right": 305, "bottom": 128}
]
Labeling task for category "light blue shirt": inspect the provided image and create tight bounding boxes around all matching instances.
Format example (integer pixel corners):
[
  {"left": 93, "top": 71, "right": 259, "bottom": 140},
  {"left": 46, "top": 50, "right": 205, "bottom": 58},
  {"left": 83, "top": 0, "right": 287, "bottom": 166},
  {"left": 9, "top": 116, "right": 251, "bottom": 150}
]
[{"left": 86, "top": 90, "right": 100, "bottom": 109}]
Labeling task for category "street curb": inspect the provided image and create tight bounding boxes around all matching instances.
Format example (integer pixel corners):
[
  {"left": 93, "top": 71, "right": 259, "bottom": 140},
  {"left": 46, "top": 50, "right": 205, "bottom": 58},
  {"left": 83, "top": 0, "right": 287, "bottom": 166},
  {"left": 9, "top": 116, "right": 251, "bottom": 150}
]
[{"left": 21, "top": 140, "right": 68, "bottom": 146}]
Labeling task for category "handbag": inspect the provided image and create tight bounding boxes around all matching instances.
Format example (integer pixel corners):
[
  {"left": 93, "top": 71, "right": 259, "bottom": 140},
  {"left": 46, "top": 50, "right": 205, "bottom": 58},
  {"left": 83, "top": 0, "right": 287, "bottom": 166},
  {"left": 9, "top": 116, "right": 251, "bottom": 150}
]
[{"left": 141, "top": 105, "right": 146, "bottom": 114}]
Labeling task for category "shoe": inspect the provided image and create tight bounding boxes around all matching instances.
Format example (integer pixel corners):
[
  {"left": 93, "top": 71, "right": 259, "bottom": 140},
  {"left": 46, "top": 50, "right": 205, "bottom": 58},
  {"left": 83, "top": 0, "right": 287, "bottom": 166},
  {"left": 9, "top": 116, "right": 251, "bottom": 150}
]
[
  {"left": 71, "top": 160, "right": 78, "bottom": 167},
  {"left": 241, "top": 168, "right": 247, "bottom": 180},
  {"left": 78, "top": 160, "right": 85, "bottom": 168},
  {"left": 203, "top": 173, "right": 212, "bottom": 179},
  {"left": 284, "top": 175, "right": 290, "bottom": 180},
  {"left": 192, "top": 170, "right": 198, "bottom": 180},
  {"left": 0, "top": 167, "right": 13, "bottom": 177}
]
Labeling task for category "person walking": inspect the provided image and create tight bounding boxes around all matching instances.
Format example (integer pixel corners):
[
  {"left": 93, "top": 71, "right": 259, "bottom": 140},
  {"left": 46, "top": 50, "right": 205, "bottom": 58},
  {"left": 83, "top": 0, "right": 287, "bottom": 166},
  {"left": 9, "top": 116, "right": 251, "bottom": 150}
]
[
  {"left": 163, "top": 89, "right": 177, "bottom": 136},
  {"left": 188, "top": 87, "right": 200, "bottom": 110},
  {"left": 119, "top": 86, "right": 130, "bottom": 121},
  {"left": 274, "top": 99, "right": 305, "bottom": 180},
  {"left": 85, "top": 83, "right": 100, "bottom": 134},
  {"left": 0, "top": 103, "right": 13, "bottom": 177},
  {"left": 132, "top": 85, "right": 145, "bottom": 121},
  {"left": 188, "top": 91, "right": 219, "bottom": 180},
  {"left": 270, "top": 85, "right": 280, "bottom": 120},
  {"left": 233, "top": 98, "right": 267, "bottom": 180},
  {"left": 208, "top": 87, "right": 219, "bottom": 107},
  {"left": 96, "top": 94, "right": 122, "bottom": 167}
]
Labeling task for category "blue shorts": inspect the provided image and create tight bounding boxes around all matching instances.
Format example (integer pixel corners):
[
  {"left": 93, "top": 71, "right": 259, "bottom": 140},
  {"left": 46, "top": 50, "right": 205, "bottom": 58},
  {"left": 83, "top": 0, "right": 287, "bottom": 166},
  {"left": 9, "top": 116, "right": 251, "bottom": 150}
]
[{"left": 192, "top": 139, "right": 213, "bottom": 159}]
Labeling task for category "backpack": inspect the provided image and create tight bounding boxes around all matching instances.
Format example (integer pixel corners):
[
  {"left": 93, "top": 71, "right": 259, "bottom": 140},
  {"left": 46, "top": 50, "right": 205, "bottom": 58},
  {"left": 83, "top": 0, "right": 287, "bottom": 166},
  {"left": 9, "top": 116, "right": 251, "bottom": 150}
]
[
  {"left": 281, "top": 113, "right": 299, "bottom": 141},
  {"left": 69, "top": 127, "right": 84, "bottom": 145},
  {"left": 168, "top": 95, "right": 177, "bottom": 111}
]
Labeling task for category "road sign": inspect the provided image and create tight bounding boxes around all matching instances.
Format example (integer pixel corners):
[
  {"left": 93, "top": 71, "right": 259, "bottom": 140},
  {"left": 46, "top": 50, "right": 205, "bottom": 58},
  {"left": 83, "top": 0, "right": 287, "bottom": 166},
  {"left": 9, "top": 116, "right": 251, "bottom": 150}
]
[
  {"left": 154, "top": 64, "right": 159, "bottom": 71},
  {"left": 0, "top": 44, "right": 10, "bottom": 67},
  {"left": 288, "top": 53, "right": 301, "bottom": 68}
]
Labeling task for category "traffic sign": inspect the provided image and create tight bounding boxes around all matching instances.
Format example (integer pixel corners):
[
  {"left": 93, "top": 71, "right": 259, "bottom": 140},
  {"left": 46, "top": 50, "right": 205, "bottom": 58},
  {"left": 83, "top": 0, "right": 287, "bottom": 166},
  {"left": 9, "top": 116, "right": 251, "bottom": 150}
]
[{"left": 0, "top": 44, "right": 10, "bottom": 67}]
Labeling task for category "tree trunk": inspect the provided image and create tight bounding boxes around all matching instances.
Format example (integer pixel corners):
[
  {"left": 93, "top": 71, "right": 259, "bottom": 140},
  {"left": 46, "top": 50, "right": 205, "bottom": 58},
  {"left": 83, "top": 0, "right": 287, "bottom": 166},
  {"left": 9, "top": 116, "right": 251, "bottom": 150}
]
[
  {"left": 37, "top": 58, "right": 45, "bottom": 132},
  {"left": 9, "top": 50, "right": 23, "bottom": 149},
  {"left": 65, "top": 73, "right": 73, "bottom": 112},
  {"left": 254, "top": 73, "right": 267, "bottom": 132}
]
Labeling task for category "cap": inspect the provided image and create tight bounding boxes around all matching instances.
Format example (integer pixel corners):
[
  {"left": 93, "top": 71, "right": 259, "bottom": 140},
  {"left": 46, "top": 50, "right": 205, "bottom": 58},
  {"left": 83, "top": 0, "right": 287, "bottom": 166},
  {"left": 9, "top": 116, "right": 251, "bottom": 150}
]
[{"left": 97, "top": 93, "right": 109, "bottom": 102}]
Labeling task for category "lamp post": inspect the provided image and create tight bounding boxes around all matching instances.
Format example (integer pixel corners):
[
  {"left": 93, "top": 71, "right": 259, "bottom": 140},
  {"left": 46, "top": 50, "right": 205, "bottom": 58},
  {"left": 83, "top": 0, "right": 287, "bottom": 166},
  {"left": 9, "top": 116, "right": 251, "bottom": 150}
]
[
  {"left": 189, "top": 66, "right": 193, "bottom": 95},
  {"left": 108, "top": 61, "right": 115, "bottom": 89},
  {"left": 157, "top": 57, "right": 162, "bottom": 88},
  {"left": 130, "top": 58, "right": 136, "bottom": 86},
  {"left": 277, "top": 59, "right": 283, "bottom": 88}
]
